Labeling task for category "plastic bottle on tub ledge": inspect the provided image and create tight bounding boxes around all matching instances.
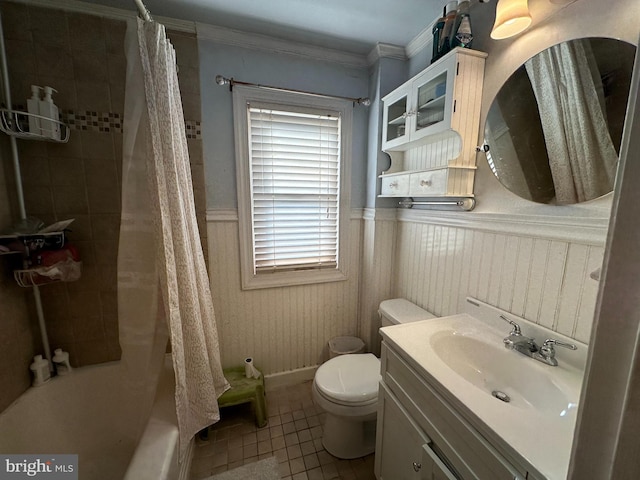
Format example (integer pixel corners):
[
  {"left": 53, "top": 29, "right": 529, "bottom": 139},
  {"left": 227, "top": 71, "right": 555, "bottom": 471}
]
[
  {"left": 30, "top": 355, "right": 51, "bottom": 386},
  {"left": 52, "top": 349, "right": 72, "bottom": 375}
]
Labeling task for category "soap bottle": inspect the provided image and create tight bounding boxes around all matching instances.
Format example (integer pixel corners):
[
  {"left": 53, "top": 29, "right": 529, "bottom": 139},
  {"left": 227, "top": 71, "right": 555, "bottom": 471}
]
[
  {"left": 39, "top": 86, "right": 60, "bottom": 140},
  {"left": 52, "top": 348, "right": 72, "bottom": 375},
  {"left": 30, "top": 355, "right": 51, "bottom": 386},
  {"left": 431, "top": 6, "right": 446, "bottom": 63},
  {"left": 451, "top": 0, "right": 473, "bottom": 49},
  {"left": 26, "top": 85, "right": 42, "bottom": 135},
  {"left": 440, "top": 1, "right": 458, "bottom": 58}
]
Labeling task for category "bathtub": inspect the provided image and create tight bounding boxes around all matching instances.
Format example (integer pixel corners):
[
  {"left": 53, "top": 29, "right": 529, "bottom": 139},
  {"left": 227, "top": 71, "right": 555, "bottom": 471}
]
[{"left": 0, "top": 355, "right": 192, "bottom": 480}]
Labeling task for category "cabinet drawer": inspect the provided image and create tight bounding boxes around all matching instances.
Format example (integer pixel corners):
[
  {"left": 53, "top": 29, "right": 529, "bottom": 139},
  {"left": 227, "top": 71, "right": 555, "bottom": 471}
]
[
  {"left": 409, "top": 169, "right": 448, "bottom": 196},
  {"left": 380, "top": 174, "right": 410, "bottom": 196},
  {"left": 382, "top": 343, "right": 525, "bottom": 480}
]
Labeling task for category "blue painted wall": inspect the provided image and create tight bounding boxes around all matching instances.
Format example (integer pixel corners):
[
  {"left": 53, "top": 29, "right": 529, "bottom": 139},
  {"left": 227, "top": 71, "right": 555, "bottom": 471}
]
[{"left": 198, "top": 40, "right": 370, "bottom": 209}]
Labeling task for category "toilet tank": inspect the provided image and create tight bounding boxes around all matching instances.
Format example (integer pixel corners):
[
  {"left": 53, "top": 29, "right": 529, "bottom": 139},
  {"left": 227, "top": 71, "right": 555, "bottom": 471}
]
[{"left": 378, "top": 298, "right": 437, "bottom": 327}]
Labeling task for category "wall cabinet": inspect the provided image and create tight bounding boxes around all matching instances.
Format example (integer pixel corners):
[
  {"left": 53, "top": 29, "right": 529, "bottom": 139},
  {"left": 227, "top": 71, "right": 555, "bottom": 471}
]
[
  {"left": 375, "top": 342, "right": 527, "bottom": 480},
  {"left": 379, "top": 48, "right": 487, "bottom": 199}
]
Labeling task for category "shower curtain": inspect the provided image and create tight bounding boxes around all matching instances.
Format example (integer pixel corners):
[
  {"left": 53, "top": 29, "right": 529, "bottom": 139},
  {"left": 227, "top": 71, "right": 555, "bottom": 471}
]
[
  {"left": 525, "top": 39, "right": 618, "bottom": 204},
  {"left": 118, "top": 17, "right": 229, "bottom": 458}
]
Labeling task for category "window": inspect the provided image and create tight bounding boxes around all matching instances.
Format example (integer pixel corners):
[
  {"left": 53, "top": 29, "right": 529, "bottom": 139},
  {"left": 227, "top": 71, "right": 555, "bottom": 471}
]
[{"left": 233, "top": 86, "right": 352, "bottom": 289}]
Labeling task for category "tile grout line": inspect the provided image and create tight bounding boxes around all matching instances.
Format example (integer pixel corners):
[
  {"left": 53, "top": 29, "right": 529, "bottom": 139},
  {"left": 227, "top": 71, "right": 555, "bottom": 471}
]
[{"left": 190, "top": 381, "right": 375, "bottom": 480}]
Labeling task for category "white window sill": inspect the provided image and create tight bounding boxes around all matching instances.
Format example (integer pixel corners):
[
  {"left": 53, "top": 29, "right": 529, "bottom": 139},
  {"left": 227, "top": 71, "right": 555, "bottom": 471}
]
[{"left": 241, "top": 268, "right": 348, "bottom": 290}]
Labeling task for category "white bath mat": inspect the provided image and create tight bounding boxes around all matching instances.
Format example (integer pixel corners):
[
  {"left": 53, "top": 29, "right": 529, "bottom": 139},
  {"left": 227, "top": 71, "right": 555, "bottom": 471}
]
[{"left": 206, "top": 457, "right": 281, "bottom": 480}]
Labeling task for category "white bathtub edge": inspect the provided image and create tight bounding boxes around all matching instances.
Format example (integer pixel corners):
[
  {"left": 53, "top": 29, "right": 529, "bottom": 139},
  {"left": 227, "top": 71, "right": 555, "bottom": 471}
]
[
  {"left": 124, "top": 417, "right": 180, "bottom": 480},
  {"left": 179, "top": 436, "right": 195, "bottom": 480}
]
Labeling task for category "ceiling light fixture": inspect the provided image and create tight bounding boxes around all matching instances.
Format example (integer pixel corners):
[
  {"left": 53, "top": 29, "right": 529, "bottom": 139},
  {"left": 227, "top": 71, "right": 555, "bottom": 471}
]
[{"left": 490, "top": 0, "right": 532, "bottom": 40}]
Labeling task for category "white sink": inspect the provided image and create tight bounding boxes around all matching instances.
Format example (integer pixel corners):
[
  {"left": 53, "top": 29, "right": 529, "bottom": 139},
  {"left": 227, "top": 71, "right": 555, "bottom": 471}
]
[
  {"left": 429, "top": 330, "right": 577, "bottom": 417},
  {"left": 380, "top": 301, "right": 587, "bottom": 480}
]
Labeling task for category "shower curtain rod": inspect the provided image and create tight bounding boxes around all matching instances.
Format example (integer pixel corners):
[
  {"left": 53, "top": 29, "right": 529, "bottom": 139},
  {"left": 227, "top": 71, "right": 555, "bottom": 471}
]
[
  {"left": 133, "top": 0, "right": 153, "bottom": 22},
  {"left": 215, "top": 75, "right": 371, "bottom": 106}
]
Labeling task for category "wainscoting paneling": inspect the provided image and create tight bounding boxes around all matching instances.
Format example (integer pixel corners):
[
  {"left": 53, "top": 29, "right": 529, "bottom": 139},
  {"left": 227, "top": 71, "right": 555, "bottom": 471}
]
[
  {"left": 394, "top": 220, "right": 604, "bottom": 344},
  {"left": 207, "top": 212, "right": 362, "bottom": 375},
  {"left": 359, "top": 209, "right": 397, "bottom": 355}
]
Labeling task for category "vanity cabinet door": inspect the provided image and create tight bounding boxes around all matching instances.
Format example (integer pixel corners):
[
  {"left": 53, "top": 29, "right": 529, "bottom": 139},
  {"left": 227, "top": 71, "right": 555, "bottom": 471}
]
[
  {"left": 377, "top": 384, "right": 429, "bottom": 480},
  {"left": 422, "top": 444, "right": 458, "bottom": 480},
  {"left": 377, "top": 384, "right": 461, "bottom": 480}
]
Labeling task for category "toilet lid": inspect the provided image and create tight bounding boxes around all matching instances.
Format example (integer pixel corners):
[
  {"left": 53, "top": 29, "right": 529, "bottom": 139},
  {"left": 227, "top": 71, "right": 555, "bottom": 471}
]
[{"left": 315, "top": 353, "right": 381, "bottom": 404}]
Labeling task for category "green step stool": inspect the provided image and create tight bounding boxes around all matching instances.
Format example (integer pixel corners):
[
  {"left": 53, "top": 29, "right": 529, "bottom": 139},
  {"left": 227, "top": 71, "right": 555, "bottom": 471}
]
[{"left": 217, "top": 366, "right": 268, "bottom": 428}]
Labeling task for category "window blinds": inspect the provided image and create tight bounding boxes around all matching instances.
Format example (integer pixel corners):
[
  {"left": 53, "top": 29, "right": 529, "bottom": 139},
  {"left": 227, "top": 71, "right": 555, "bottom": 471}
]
[{"left": 248, "top": 106, "right": 341, "bottom": 273}]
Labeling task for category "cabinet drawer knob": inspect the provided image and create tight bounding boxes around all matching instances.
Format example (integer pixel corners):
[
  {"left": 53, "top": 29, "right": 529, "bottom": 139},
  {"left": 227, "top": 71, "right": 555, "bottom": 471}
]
[
  {"left": 420, "top": 179, "right": 432, "bottom": 187},
  {"left": 412, "top": 462, "right": 422, "bottom": 472},
  {"left": 389, "top": 181, "right": 398, "bottom": 188}
]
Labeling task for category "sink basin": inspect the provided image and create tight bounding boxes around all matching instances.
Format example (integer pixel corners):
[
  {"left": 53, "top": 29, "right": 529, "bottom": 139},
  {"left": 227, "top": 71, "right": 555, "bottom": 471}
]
[
  {"left": 380, "top": 304, "right": 587, "bottom": 480},
  {"left": 429, "top": 330, "right": 576, "bottom": 417}
]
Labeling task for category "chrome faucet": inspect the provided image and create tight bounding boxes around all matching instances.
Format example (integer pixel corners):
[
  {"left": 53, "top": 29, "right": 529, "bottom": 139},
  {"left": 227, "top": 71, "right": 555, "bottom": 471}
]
[{"left": 499, "top": 315, "right": 577, "bottom": 366}]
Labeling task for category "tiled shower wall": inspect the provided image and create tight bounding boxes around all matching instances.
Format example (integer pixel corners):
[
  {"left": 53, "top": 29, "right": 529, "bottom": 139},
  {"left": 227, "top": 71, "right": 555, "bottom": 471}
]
[
  {"left": 0, "top": 137, "right": 34, "bottom": 412},
  {"left": 0, "top": 1, "right": 206, "bottom": 408}
]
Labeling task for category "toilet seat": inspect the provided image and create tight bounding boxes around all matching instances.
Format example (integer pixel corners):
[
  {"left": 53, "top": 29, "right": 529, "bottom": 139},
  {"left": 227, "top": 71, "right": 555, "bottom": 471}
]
[{"left": 314, "top": 353, "right": 380, "bottom": 406}]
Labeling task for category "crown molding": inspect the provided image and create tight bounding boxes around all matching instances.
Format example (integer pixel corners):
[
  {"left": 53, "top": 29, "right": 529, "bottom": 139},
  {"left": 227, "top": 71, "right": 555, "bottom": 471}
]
[
  {"left": 196, "top": 23, "right": 368, "bottom": 68},
  {"left": 13, "top": 0, "right": 196, "bottom": 32},
  {"left": 366, "top": 43, "right": 407, "bottom": 65},
  {"left": 406, "top": 23, "right": 435, "bottom": 59}
]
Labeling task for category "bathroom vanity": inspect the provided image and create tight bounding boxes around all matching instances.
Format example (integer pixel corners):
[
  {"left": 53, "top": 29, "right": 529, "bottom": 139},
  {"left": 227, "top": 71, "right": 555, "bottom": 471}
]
[{"left": 374, "top": 298, "right": 586, "bottom": 480}]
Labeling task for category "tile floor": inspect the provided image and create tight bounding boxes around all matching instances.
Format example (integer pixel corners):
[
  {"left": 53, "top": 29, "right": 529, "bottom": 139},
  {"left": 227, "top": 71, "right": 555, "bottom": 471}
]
[{"left": 190, "top": 380, "right": 376, "bottom": 480}]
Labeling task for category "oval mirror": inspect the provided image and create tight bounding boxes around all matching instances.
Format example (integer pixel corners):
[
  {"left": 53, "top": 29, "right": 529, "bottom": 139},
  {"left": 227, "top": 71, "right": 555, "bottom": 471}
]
[{"left": 484, "top": 38, "right": 636, "bottom": 204}]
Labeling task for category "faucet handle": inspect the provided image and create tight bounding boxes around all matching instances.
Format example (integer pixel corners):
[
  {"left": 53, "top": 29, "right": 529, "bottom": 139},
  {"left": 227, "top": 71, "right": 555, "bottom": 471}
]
[
  {"left": 537, "top": 339, "right": 577, "bottom": 366},
  {"left": 499, "top": 315, "right": 522, "bottom": 336},
  {"left": 541, "top": 339, "right": 577, "bottom": 351}
]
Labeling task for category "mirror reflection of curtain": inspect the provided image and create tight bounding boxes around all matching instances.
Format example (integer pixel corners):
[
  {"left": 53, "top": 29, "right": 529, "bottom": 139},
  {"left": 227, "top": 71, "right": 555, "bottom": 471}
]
[{"left": 525, "top": 39, "right": 618, "bottom": 204}]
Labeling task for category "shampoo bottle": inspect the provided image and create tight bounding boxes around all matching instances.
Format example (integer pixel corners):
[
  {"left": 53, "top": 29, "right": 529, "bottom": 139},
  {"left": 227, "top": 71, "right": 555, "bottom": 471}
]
[
  {"left": 39, "top": 86, "right": 60, "bottom": 140},
  {"left": 26, "top": 85, "right": 42, "bottom": 135},
  {"left": 30, "top": 355, "right": 51, "bottom": 386},
  {"left": 52, "top": 348, "right": 72, "bottom": 375}
]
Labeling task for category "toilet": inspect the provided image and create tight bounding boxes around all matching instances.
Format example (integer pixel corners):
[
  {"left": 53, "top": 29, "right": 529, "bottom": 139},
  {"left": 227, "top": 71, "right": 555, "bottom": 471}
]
[{"left": 312, "top": 298, "right": 437, "bottom": 459}]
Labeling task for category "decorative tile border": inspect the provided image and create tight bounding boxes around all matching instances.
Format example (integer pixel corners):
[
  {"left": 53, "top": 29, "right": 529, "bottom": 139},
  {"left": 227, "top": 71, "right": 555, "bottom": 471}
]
[
  {"left": 13, "top": 105, "right": 202, "bottom": 139},
  {"left": 59, "top": 110, "right": 202, "bottom": 139},
  {"left": 185, "top": 120, "right": 201, "bottom": 139},
  {"left": 60, "top": 110, "right": 122, "bottom": 133}
]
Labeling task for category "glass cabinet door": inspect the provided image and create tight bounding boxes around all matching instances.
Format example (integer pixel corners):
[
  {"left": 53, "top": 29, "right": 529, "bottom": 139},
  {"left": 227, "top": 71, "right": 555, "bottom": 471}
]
[
  {"left": 385, "top": 95, "right": 408, "bottom": 143},
  {"left": 415, "top": 71, "right": 447, "bottom": 133}
]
